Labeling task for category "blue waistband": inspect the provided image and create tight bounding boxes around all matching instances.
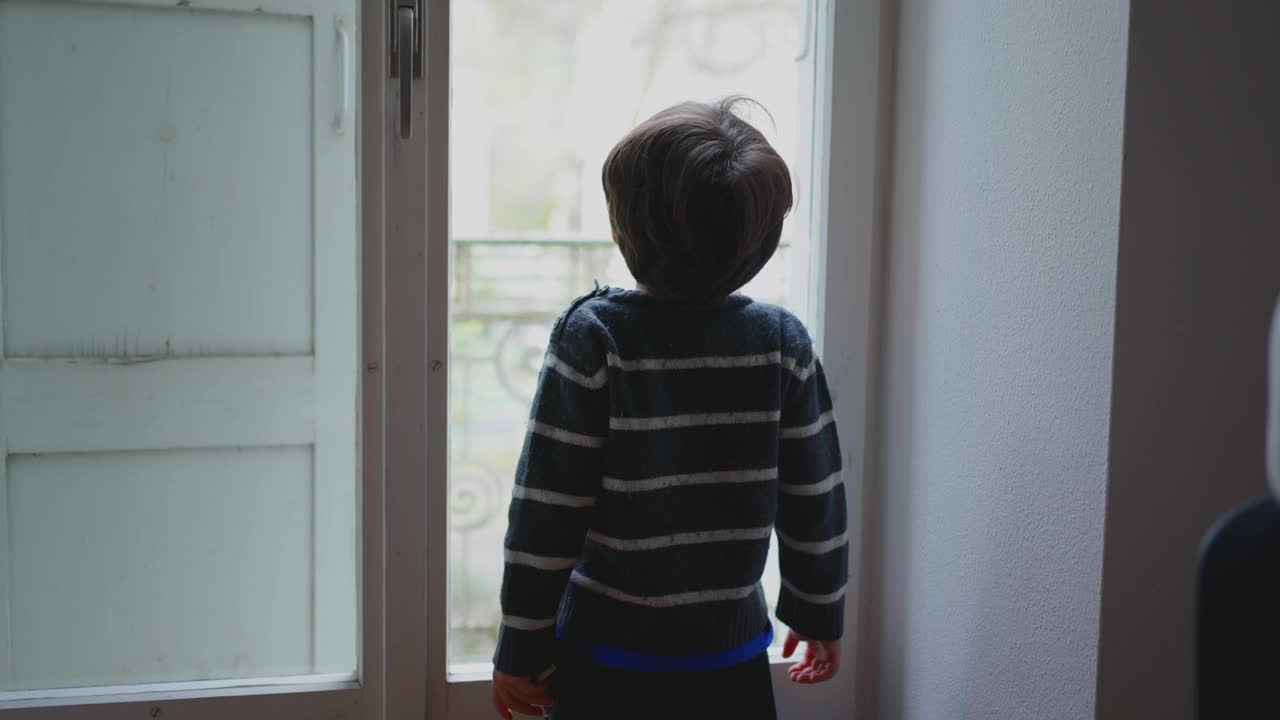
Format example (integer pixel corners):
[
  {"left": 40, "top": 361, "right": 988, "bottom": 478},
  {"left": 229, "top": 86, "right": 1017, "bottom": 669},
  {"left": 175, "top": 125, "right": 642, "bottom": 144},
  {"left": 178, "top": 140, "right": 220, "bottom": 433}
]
[{"left": 556, "top": 623, "right": 773, "bottom": 673}]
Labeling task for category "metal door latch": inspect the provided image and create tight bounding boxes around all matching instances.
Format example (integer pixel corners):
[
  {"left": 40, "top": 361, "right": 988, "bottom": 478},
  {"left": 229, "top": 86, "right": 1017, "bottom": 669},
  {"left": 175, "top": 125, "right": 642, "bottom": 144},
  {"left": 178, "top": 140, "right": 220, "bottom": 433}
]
[{"left": 389, "top": 0, "right": 422, "bottom": 139}]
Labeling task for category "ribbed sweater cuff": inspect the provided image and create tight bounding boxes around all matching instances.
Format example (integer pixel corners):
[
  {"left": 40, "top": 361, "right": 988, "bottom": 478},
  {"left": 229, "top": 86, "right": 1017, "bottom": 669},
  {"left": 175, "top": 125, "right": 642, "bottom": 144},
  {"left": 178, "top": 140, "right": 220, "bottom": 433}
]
[
  {"left": 493, "top": 625, "right": 557, "bottom": 677},
  {"left": 777, "top": 591, "right": 844, "bottom": 642}
]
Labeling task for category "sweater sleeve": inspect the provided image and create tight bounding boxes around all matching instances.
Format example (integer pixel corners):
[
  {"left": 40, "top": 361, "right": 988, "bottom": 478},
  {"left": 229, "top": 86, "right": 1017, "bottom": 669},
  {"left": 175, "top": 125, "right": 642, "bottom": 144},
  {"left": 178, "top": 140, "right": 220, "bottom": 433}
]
[
  {"left": 492, "top": 315, "right": 609, "bottom": 676},
  {"left": 774, "top": 337, "right": 848, "bottom": 641}
]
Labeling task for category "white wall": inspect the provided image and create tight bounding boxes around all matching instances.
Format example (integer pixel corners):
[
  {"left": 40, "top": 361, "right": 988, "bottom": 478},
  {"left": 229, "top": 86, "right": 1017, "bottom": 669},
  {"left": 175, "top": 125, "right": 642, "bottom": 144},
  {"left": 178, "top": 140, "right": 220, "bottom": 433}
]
[
  {"left": 1094, "top": 1, "right": 1280, "bottom": 718},
  {"left": 870, "top": 2, "right": 1129, "bottom": 718}
]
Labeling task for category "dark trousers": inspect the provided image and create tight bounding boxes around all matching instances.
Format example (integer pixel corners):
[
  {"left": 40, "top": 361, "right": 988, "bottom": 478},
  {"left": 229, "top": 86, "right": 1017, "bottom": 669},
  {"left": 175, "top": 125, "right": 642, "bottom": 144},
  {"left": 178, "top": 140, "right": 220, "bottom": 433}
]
[{"left": 549, "top": 650, "right": 777, "bottom": 720}]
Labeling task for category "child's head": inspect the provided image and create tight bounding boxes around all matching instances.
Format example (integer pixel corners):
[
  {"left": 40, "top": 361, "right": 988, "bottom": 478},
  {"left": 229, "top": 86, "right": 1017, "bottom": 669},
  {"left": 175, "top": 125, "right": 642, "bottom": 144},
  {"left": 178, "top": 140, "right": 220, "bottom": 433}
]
[{"left": 602, "top": 97, "right": 793, "bottom": 302}]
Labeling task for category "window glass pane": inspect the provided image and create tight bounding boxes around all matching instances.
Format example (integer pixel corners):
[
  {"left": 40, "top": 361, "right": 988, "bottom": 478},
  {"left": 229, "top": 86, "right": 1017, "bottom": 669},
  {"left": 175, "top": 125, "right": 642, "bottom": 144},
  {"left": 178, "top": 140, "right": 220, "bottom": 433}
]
[
  {"left": 0, "top": 0, "right": 360, "bottom": 695},
  {"left": 449, "top": 0, "right": 816, "bottom": 665}
]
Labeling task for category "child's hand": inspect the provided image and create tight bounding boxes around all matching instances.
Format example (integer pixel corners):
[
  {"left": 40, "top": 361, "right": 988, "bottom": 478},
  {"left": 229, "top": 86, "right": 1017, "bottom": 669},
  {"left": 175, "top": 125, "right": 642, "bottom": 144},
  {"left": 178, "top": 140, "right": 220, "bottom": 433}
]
[
  {"left": 782, "top": 629, "right": 841, "bottom": 684},
  {"left": 491, "top": 669, "right": 554, "bottom": 719}
]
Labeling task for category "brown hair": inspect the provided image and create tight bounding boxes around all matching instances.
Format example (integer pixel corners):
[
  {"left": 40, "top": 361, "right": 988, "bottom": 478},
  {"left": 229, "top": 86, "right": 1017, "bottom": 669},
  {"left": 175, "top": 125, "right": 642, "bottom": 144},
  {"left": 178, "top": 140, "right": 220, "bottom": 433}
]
[{"left": 602, "top": 97, "right": 793, "bottom": 303}]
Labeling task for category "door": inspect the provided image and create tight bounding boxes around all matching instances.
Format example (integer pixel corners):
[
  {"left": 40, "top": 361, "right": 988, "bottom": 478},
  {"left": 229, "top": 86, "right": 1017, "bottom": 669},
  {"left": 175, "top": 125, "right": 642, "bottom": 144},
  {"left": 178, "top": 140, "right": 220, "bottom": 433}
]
[
  {"left": 0, "top": 1, "right": 878, "bottom": 716},
  {"left": 0, "top": 0, "right": 360, "bottom": 700}
]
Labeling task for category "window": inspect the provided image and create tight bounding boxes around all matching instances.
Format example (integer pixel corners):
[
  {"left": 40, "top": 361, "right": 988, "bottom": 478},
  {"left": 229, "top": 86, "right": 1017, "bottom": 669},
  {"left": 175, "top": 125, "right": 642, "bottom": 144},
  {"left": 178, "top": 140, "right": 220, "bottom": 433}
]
[
  {"left": 0, "top": 0, "right": 878, "bottom": 717},
  {"left": 447, "top": 0, "right": 819, "bottom": 666}
]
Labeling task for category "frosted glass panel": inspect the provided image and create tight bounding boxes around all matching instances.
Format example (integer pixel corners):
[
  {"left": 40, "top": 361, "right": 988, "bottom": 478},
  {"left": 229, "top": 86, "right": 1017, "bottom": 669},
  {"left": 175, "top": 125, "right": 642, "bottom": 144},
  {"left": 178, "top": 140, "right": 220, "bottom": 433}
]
[
  {"left": 0, "top": 1, "right": 313, "bottom": 357},
  {"left": 0, "top": 0, "right": 359, "bottom": 697},
  {"left": 8, "top": 448, "right": 314, "bottom": 690}
]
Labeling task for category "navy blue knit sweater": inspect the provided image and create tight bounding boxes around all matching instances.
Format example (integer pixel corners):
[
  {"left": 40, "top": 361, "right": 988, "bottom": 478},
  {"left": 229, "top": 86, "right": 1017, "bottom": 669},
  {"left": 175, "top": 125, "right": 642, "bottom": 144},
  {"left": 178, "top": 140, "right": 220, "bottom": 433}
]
[{"left": 494, "top": 286, "right": 847, "bottom": 676}]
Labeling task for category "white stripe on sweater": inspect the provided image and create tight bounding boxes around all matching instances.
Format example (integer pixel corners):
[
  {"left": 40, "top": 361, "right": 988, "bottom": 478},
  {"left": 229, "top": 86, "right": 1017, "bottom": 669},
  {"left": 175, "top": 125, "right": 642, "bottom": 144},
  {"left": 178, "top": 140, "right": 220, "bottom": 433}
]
[
  {"left": 502, "top": 615, "right": 557, "bottom": 631},
  {"left": 610, "top": 411, "right": 780, "bottom": 431},
  {"left": 545, "top": 353, "right": 607, "bottom": 389},
  {"left": 504, "top": 549, "right": 578, "bottom": 570},
  {"left": 780, "top": 410, "right": 836, "bottom": 439},
  {"left": 512, "top": 484, "right": 597, "bottom": 508},
  {"left": 778, "top": 471, "right": 842, "bottom": 496},
  {"left": 570, "top": 570, "right": 759, "bottom": 608},
  {"left": 529, "top": 420, "right": 606, "bottom": 448},
  {"left": 602, "top": 468, "right": 777, "bottom": 493},
  {"left": 608, "top": 352, "right": 779, "bottom": 371},
  {"left": 607, "top": 351, "right": 815, "bottom": 381},
  {"left": 779, "top": 356, "right": 818, "bottom": 382},
  {"left": 776, "top": 529, "right": 849, "bottom": 555},
  {"left": 587, "top": 527, "right": 773, "bottom": 551},
  {"left": 782, "top": 578, "right": 848, "bottom": 605}
]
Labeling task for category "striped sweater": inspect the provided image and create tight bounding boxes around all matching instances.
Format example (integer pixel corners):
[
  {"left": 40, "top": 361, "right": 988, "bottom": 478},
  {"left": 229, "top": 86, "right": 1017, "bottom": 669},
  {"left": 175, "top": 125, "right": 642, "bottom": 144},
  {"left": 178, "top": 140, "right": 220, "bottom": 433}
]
[{"left": 494, "top": 286, "right": 847, "bottom": 676}]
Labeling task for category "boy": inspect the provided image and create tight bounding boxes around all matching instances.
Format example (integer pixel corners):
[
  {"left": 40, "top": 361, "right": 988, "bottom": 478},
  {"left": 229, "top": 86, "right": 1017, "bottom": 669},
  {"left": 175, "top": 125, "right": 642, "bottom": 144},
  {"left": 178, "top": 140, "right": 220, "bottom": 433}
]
[{"left": 491, "top": 98, "right": 847, "bottom": 720}]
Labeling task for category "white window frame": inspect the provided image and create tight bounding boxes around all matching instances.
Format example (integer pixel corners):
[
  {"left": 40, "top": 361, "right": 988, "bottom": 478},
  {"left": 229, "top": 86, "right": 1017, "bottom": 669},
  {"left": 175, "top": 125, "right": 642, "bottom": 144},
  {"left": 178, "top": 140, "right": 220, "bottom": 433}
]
[
  {"left": 0, "top": 0, "right": 887, "bottom": 716},
  {"left": 770, "top": 0, "right": 886, "bottom": 716}
]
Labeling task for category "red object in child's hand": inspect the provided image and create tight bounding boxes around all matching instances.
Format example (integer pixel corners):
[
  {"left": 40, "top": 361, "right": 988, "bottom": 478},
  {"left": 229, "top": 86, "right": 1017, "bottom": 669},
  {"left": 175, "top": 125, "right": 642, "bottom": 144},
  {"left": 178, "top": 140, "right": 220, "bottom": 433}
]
[{"left": 782, "top": 629, "right": 842, "bottom": 684}]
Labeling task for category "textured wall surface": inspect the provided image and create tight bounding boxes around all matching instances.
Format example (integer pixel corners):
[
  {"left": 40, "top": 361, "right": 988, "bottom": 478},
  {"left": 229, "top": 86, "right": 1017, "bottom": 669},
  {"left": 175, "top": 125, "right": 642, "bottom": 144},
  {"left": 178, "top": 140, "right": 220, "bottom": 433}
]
[{"left": 872, "top": 1, "right": 1129, "bottom": 718}]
